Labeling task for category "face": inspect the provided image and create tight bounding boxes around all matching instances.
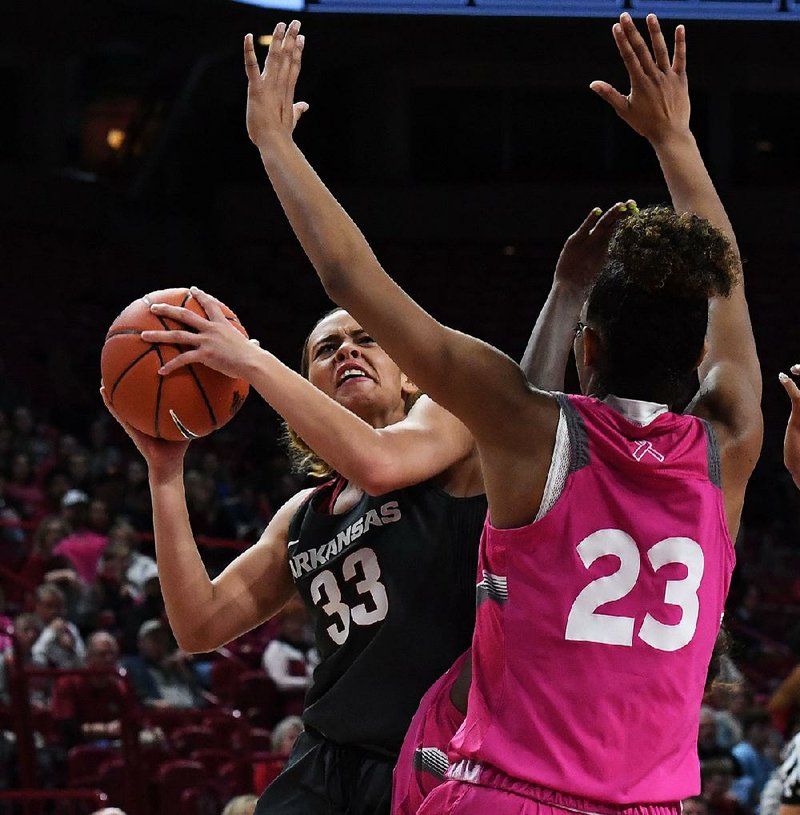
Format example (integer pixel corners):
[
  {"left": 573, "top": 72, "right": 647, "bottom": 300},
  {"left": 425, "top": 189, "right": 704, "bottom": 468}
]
[
  {"left": 35, "top": 590, "right": 65, "bottom": 623},
  {"left": 87, "top": 634, "right": 119, "bottom": 668},
  {"left": 305, "top": 311, "right": 417, "bottom": 428}
]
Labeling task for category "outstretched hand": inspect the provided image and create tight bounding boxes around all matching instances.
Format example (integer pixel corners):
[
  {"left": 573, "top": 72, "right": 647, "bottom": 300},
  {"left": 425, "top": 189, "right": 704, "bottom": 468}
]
[
  {"left": 244, "top": 22, "right": 309, "bottom": 150},
  {"left": 590, "top": 13, "right": 689, "bottom": 146},
  {"left": 555, "top": 200, "right": 637, "bottom": 295}
]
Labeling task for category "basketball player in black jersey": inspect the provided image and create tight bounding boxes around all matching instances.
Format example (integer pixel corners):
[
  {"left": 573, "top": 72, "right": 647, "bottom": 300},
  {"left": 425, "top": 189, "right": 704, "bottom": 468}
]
[{"left": 102, "top": 301, "right": 486, "bottom": 813}]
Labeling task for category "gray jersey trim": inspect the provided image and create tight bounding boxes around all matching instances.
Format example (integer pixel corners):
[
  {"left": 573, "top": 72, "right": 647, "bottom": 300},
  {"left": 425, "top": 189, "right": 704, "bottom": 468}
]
[
  {"left": 700, "top": 419, "right": 722, "bottom": 488},
  {"left": 554, "top": 393, "right": 590, "bottom": 472},
  {"left": 476, "top": 571, "right": 508, "bottom": 606},
  {"left": 413, "top": 747, "right": 450, "bottom": 780}
]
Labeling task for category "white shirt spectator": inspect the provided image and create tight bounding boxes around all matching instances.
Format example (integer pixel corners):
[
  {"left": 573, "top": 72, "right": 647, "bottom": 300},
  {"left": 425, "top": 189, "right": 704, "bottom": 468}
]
[{"left": 262, "top": 639, "right": 318, "bottom": 692}]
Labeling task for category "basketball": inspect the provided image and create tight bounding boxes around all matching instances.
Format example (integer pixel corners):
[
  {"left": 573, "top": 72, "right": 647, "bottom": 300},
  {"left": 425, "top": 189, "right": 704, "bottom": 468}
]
[{"left": 101, "top": 288, "right": 250, "bottom": 441}]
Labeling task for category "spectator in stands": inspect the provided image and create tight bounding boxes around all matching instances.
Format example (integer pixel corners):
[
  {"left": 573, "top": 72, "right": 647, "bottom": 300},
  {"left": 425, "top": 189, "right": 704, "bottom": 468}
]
[
  {"left": 119, "top": 575, "right": 165, "bottom": 656},
  {"left": 731, "top": 708, "right": 779, "bottom": 811},
  {"left": 5, "top": 451, "right": 45, "bottom": 521},
  {"left": 262, "top": 607, "right": 317, "bottom": 715},
  {"left": 0, "top": 612, "right": 44, "bottom": 706},
  {"left": 221, "top": 795, "right": 258, "bottom": 815},
  {"left": 270, "top": 716, "right": 303, "bottom": 758},
  {"left": 683, "top": 796, "right": 710, "bottom": 815},
  {"left": 107, "top": 520, "right": 158, "bottom": 594},
  {"left": 702, "top": 758, "right": 749, "bottom": 815},
  {"left": 53, "top": 491, "right": 109, "bottom": 584},
  {"left": 51, "top": 631, "right": 127, "bottom": 748},
  {"left": 121, "top": 619, "right": 205, "bottom": 708},
  {"left": 0, "top": 473, "right": 26, "bottom": 562},
  {"left": 31, "top": 584, "right": 86, "bottom": 669},
  {"left": 76, "top": 541, "right": 138, "bottom": 634},
  {"left": 700, "top": 706, "right": 742, "bottom": 773}
]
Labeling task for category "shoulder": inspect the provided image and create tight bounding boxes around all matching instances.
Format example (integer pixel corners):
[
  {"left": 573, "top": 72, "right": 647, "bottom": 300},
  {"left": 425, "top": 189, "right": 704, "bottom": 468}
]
[{"left": 688, "top": 362, "right": 763, "bottom": 460}]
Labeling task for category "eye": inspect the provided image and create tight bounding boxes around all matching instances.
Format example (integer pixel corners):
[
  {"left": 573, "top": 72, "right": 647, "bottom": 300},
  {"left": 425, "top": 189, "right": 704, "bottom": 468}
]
[
  {"left": 358, "top": 335, "right": 375, "bottom": 345},
  {"left": 313, "top": 342, "right": 336, "bottom": 358}
]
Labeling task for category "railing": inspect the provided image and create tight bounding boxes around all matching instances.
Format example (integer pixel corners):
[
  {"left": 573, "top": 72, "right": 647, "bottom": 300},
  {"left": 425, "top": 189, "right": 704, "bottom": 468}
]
[{"left": 4, "top": 624, "right": 145, "bottom": 815}]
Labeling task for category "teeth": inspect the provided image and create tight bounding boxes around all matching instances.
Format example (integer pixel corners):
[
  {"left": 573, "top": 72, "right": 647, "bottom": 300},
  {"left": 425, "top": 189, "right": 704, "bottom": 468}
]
[{"left": 340, "top": 369, "right": 367, "bottom": 383}]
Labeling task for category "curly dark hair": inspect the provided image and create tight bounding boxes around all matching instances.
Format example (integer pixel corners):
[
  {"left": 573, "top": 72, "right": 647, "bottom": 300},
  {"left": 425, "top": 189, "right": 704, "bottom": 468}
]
[{"left": 586, "top": 206, "right": 739, "bottom": 406}]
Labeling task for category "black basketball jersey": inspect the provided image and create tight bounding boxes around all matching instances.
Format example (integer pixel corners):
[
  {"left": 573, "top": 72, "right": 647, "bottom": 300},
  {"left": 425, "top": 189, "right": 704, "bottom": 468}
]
[{"left": 286, "top": 478, "right": 486, "bottom": 758}]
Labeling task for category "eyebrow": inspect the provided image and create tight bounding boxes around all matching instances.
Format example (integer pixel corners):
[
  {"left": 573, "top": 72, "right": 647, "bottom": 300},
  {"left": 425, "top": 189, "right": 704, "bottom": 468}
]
[{"left": 311, "top": 329, "right": 367, "bottom": 350}]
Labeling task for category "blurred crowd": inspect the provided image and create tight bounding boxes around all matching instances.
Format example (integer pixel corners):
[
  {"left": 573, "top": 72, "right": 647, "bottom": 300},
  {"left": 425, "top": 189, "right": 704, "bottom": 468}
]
[{"left": 2, "top": 394, "right": 800, "bottom": 815}]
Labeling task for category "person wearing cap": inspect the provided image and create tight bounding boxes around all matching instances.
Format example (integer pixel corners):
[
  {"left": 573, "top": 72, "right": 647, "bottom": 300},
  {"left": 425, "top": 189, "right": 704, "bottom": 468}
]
[
  {"left": 53, "top": 491, "right": 109, "bottom": 584},
  {"left": 120, "top": 619, "right": 205, "bottom": 709}
]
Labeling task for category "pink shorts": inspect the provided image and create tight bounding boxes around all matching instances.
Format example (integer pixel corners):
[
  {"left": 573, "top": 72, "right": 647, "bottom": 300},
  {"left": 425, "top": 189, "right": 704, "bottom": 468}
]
[
  {"left": 392, "top": 651, "right": 470, "bottom": 815},
  {"left": 417, "top": 765, "right": 682, "bottom": 815}
]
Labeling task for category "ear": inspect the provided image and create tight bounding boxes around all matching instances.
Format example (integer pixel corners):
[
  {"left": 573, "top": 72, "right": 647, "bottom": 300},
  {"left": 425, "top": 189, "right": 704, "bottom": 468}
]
[
  {"left": 400, "top": 374, "right": 420, "bottom": 399},
  {"left": 582, "top": 326, "right": 602, "bottom": 370},
  {"left": 695, "top": 339, "right": 708, "bottom": 370}
]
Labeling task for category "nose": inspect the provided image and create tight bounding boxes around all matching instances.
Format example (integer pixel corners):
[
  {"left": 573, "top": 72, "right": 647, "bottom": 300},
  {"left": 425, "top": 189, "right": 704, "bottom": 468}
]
[{"left": 335, "top": 343, "right": 361, "bottom": 362}]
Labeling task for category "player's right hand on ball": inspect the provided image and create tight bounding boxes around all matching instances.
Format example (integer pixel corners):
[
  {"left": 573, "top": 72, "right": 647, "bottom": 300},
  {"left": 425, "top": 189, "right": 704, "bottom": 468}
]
[
  {"left": 100, "top": 385, "right": 190, "bottom": 471},
  {"left": 141, "top": 287, "right": 260, "bottom": 381}
]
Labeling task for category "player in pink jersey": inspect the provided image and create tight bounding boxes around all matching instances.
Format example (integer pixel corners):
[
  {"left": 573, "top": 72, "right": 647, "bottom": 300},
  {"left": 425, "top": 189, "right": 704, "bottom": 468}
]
[
  {"left": 391, "top": 202, "right": 638, "bottom": 815},
  {"left": 245, "top": 11, "right": 762, "bottom": 815}
]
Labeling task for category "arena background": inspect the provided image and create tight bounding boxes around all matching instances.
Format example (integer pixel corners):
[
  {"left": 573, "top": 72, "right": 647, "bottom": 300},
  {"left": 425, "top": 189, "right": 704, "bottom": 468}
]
[{"left": 3, "top": 0, "right": 800, "bottom": 810}]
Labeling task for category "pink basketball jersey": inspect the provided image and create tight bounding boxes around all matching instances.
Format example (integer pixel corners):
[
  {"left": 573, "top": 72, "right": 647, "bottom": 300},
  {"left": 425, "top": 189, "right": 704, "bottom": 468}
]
[{"left": 449, "top": 394, "right": 735, "bottom": 804}]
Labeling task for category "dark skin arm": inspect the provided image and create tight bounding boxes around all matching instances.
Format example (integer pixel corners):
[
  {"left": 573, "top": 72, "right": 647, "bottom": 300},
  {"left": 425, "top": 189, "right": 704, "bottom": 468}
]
[{"left": 592, "top": 13, "right": 763, "bottom": 538}]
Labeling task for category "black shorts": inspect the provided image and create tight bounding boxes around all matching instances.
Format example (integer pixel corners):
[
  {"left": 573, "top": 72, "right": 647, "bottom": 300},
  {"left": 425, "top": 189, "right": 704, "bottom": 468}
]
[{"left": 255, "top": 729, "right": 394, "bottom": 815}]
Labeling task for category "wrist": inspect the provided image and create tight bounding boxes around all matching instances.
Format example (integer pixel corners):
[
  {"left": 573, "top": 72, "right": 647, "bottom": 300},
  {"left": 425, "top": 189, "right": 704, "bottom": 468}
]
[
  {"left": 257, "top": 132, "right": 295, "bottom": 163},
  {"left": 550, "top": 279, "right": 590, "bottom": 303},
  {"left": 649, "top": 126, "right": 695, "bottom": 152},
  {"left": 148, "top": 462, "right": 184, "bottom": 487}
]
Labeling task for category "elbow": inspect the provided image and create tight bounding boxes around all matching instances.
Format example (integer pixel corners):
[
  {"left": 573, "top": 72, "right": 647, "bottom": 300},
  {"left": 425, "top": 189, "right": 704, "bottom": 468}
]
[
  {"left": 171, "top": 624, "right": 217, "bottom": 655},
  {"left": 358, "top": 459, "right": 403, "bottom": 497}
]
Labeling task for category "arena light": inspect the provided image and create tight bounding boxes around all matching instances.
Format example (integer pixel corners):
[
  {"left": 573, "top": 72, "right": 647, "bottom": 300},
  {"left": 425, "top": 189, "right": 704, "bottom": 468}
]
[
  {"left": 106, "top": 129, "right": 126, "bottom": 151},
  {"left": 232, "top": 0, "right": 304, "bottom": 10},
  {"left": 258, "top": 35, "right": 274, "bottom": 46}
]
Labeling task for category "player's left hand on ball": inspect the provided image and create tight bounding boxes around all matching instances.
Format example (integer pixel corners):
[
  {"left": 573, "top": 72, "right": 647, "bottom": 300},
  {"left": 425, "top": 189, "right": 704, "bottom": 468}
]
[
  {"left": 99, "top": 385, "right": 190, "bottom": 467},
  {"left": 142, "top": 286, "right": 258, "bottom": 380},
  {"left": 244, "top": 22, "right": 309, "bottom": 150}
]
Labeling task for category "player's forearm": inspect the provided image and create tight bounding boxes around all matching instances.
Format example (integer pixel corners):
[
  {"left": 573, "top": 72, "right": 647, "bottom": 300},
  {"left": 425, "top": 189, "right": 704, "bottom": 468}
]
[
  {"left": 148, "top": 469, "right": 219, "bottom": 651},
  {"left": 652, "top": 130, "right": 737, "bottom": 251},
  {"left": 653, "top": 130, "right": 760, "bottom": 396},
  {"left": 520, "top": 282, "right": 584, "bottom": 390},
  {"left": 258, "top": 135, "right": 382, "bottom": 303}
]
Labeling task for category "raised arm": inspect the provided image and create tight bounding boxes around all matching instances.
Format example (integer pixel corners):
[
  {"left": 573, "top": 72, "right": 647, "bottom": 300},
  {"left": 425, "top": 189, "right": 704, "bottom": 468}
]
[
  {"left": 101, "top": 388, "right": 301, "bottom": 653},
  {"left": 241, "top": 26, "right": 556, "bottom": 526},
  {"left": 243, "top": 26, "right": 554, "bottom": 476},
  {"left": 591, "top": 14, "right": 761, "bottom": 403},
  {"left": 141, "top": 289, "right": 478, "bottom": 496},
  {"left": 520, "top": 202, "right": 634, "bottom": 389},
  {"left": 591, "top": 14, "right": 762, "bottom": 520}
]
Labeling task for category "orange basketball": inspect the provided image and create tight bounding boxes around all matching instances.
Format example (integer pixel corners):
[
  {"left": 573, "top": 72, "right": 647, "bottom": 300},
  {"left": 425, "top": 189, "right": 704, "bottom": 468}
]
[{"left": 101, "top": 288, "right": 250, "bottom": 441}]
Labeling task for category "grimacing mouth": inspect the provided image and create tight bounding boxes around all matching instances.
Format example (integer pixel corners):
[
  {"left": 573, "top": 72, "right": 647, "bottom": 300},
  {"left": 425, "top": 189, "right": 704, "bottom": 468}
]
[{"left": 336, "top": 362, "right": 374, "bottom": 387}]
